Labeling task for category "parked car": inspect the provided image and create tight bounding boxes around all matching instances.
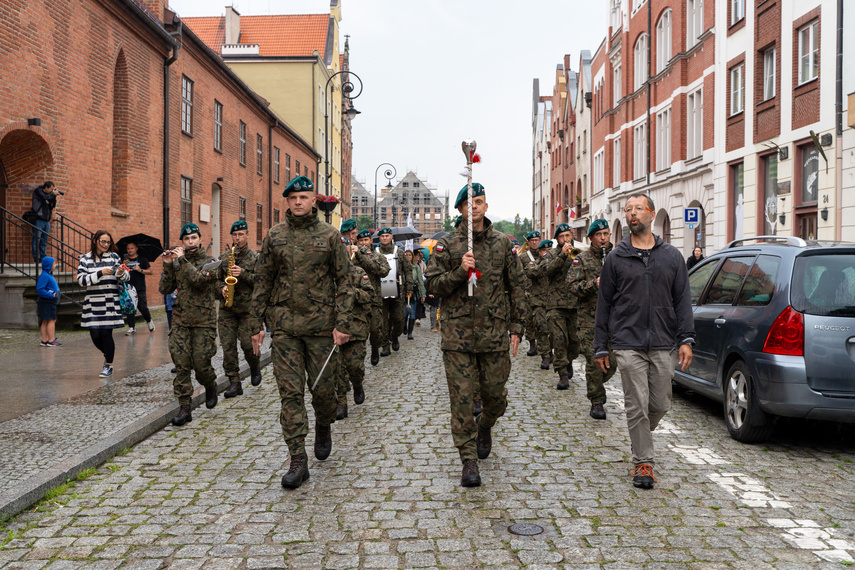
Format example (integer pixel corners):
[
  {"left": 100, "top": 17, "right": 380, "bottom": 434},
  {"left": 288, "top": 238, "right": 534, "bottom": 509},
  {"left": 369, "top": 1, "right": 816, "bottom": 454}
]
[{"left": 674, "top": 236, "right": 855, "bottom": 442}]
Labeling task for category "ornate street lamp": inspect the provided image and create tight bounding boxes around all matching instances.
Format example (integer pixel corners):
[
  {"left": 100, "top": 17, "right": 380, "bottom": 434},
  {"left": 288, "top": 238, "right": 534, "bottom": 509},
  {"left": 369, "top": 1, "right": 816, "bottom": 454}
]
[
  {"left": 324, "top": 69, "right": 363, "bottom": 223},
  {"left": 373, "top": 163, "right": 396, "bottom": 229}
]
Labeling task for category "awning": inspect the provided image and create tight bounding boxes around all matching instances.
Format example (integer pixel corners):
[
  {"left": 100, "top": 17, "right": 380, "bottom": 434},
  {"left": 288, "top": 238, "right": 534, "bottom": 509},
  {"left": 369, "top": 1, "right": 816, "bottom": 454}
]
[{"left": 572, "top": 218, "right": 588, "bottom": 229}]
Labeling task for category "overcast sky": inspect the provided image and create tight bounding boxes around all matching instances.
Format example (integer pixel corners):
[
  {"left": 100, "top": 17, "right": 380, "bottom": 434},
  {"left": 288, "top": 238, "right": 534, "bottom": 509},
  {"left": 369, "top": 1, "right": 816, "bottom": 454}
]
[{"left": 168, "top": 0, "right": 608, "bottom": 222}]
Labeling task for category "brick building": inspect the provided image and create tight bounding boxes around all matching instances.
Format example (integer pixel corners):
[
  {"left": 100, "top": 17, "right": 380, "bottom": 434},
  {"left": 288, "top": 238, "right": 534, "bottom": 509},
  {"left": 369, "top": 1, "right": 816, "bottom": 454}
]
[{"left": 549, "top": 58, "right": 578, "bottom": 240}]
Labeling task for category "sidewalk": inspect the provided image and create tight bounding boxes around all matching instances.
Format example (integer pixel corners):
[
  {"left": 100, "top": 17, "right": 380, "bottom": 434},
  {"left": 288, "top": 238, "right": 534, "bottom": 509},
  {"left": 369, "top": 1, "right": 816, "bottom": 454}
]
[{"left": 0, "top": 320, "right": 270, "bottom": 518}]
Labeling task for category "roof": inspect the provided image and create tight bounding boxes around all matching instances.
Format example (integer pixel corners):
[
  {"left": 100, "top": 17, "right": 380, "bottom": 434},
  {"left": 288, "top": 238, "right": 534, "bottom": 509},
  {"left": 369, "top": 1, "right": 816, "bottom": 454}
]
[{"left": 183, "top": 13, "right": 329, "bottom": 57}]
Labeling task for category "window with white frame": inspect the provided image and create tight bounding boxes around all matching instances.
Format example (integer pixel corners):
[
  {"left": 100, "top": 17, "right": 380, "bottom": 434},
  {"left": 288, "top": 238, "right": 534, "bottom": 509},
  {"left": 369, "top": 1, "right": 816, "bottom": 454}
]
[
  {"left": 613, "top": 58, "right": 623, "bottom": 105},
  {"left": 613, "top": 136, "right": 621, "bottom": 187},
  {"left": 798, "top": 20, "right": 819, "bottom": 85},
  {"left": 593, "top": 150, "right": 605, "bottom": 193},
  {"left": 273, "top": 147, "right": 280, "bottom": 184},
  {"left": 763, "top": 48, "right": 776, "bottom": 100},
  {"left": 633, "top": 123, "right": 646, "bottom": 180},
  {"left": 256, "top": 134, "right": 263, "bottom": 175},
  {"left": 181, "top": 76, "right": 193, "bottom": 135},
  {"left": 731, "top": 0, "right": 744, "bottom": 25},
  {"left": 656, "top": 107, "right": 671, "bottom": 171},
  {"left": 610, "top": 0, "right": 622, "bottom": 32},
  {"left": 634, "top": 34, "right": 648, "bottom": 90},
  {"left": 688, "top": 0, "right": 704, "bottom": 48},
  {"left": 656, "top": 10, "right": 672, "bottom": 73},
  {"left": 239, "top": 121, "right": 246, "bottom": 166},
  {"left": 687, "top": 88, "right": 703, "bottom": 159},
  {"left": 730, "top": 64, "right": 744, "bottom": 115},
  {"left": 214, "top": 101, "right": 223, "bottom": 152}
]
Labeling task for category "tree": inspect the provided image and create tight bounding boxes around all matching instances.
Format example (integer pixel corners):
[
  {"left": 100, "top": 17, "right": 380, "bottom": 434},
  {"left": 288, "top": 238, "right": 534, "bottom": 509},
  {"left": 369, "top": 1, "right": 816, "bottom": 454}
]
[
  {"left": 355, "top": 215, "right": 375, "bottom": 231},
  {"left": 442, "top": 215, "right": 456, "bottom": 232}
]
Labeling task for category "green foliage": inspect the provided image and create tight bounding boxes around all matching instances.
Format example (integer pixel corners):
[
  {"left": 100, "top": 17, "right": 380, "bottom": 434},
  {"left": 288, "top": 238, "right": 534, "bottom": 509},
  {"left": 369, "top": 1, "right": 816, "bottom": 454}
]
[
  {"left": 355, "top": 215, "right": 375, "bottom": 231},
  {"left": 493, "top": 216, "right": 533, "bottom": 242},
  {"left": 442, "top": 215, "right": 455, "bottom": 232}
]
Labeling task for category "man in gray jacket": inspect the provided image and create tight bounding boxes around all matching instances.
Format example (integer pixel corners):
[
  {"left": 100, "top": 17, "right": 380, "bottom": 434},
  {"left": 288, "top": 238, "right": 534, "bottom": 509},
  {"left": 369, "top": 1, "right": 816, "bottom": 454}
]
[{"left": 593, "top": 193, "right": 694, "bottom": 490}]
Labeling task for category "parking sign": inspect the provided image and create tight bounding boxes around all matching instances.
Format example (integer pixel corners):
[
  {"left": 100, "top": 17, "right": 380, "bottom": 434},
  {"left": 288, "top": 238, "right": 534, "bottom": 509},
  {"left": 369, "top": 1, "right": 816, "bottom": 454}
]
[{"left": 684, "top": 207, "right": 700, "bottom": 225}]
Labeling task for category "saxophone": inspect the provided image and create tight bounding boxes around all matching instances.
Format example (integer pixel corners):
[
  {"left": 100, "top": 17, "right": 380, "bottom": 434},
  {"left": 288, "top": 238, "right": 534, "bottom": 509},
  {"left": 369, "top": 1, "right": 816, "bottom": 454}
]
[{"left": 224, "top": 246, "right": 237, "bottom": 308}]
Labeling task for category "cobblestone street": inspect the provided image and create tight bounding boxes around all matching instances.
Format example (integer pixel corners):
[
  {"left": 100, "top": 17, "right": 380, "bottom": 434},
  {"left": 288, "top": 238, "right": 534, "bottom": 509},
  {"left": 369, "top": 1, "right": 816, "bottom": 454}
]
[{"left": 1, "top": 326, "right": 854, "bottom": 569}]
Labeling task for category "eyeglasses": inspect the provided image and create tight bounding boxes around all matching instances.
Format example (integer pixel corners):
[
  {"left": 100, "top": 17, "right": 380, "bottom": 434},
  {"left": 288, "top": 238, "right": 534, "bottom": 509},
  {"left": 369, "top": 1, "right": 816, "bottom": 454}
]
[
  {"left": 98, "top": 239, "right": 112, "bottom": 245},
  {"left": 623, "top": 205, "right": 654, "bottom": 214}
]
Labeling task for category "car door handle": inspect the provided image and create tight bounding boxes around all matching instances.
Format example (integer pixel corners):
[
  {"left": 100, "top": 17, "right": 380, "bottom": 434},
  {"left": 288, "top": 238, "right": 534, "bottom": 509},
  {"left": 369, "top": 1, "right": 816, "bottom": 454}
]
[{"left": 715, "top": 318, "right": 727, "bottom": 325}]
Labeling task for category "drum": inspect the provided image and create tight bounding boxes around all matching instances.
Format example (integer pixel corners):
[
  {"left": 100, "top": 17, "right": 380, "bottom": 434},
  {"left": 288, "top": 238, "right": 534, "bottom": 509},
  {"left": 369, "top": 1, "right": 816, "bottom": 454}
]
[{"left": 379, "top": 251, "right": 399, "bottom": 299}]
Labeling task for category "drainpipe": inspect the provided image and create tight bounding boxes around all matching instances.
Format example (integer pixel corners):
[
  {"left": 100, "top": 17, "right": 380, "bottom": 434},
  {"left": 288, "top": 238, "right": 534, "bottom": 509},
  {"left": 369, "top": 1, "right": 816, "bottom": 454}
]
[
  {"left": 835, "top": 0, "right": 843, "bottom": 240},
  {"left": 646, "top": 0, "right": 652, "bottom": 187},
  {"left": 268, "top": 122, "right": 274, "bottom": 229},
  {"left": 163, "top": 33, "right": 180, "bottom": 248}
]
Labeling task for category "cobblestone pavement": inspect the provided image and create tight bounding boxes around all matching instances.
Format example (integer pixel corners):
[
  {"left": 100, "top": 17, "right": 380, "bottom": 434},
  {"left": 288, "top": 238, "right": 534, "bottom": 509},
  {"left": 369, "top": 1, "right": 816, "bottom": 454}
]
[{"left": 1, "top": 325, "right": 854, "bottom": 569}]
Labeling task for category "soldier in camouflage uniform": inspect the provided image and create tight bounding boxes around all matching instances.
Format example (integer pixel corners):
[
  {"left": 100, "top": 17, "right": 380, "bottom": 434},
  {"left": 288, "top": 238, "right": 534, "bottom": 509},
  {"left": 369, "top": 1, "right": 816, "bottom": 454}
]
[
  {"left": 567, "top": 219, "right": 616, "bottom": 419},
  {"left": 159, "top": 223, "right": 220, "bottom": 426},
  {"left": 520, "top": 230, "right": 552, "bottom": 363},
  {"left": 376, "top": 227, "right": 413, "bottom": 356},
  {"left": 213, "top": 220, "right": 261, "bottom": 398},
  {"left": 425, "top": 183, "right": 526, "bottom": 487},
  {"left": 544, "top": 223, "right": 582, "bottom": 390},
  {"left": 354, "top": 228, "right": 390, "bottom": 366},
  {"left": 250, "top": 176, "right": 354, "bottom": 489}
]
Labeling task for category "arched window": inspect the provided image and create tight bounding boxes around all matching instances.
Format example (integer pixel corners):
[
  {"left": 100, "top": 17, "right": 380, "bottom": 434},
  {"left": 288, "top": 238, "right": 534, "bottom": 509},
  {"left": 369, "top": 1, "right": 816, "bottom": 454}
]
[
  {"left": 111, "top": 50, "right": 129, "bottom": 213},
  {"left": 634, "top": 33, "right": 648, "bottom": 90},
  {"left": 656, "top": 9, "right": 672, "bottom": 73}
]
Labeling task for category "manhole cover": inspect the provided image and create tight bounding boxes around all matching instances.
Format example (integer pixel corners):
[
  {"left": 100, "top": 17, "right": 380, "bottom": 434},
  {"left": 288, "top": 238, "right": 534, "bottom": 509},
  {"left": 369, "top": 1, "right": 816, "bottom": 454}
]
[{"left": 508, "top": 523, "right": 543, "bottom": 536}]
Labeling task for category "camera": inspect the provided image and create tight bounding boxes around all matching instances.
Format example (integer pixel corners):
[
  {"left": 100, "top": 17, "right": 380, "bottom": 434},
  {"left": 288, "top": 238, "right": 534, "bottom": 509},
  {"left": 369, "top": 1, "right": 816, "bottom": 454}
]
[{"left": 56, "top": 189, "right": 65, "bottom": 195}]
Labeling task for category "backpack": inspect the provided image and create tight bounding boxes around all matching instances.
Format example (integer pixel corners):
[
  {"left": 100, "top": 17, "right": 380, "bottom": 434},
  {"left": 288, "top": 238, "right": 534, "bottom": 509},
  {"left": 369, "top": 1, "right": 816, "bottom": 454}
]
[{"left": 22, "top": 210, "right": 37, "bottom": 225}]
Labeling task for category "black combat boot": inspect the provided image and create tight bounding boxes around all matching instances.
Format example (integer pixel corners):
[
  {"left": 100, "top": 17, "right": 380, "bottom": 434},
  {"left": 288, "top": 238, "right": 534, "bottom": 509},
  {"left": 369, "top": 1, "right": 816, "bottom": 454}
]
[
  {"left": 370, "top": 347, "right": 380, "bottom": 365},
  {"left": 171, "top": 404, "right": 192, "bottom": 426},
  {"left": 391, "top": 336, "right": 400, "bottom": 351},
  {"left": 223, "top": 380, "right": 243, "bottom": 398},
  {"left": 461, "top": 459, "right": 481, "bottom": 487},
  {"left": 473, "top": 398, "right": 483, "bottom": 417},
  {"left": 205, "top": 384, "right": 218, "bottom": 408},
  {"left": 407, "top": 319, "right": 415, "bottom": 340},
  {"left": 590, "top": 403, "right": 607, "bottom": 420},
  {"left": 526, "top": 339, "right": 537, "bottom": 356},
  {"left": 380, "top": 345, "right": 391, "bottom": 357},
  {"left": 540, "top": 354, "right": 552, "bottom": 370},
  {"left": 476, "top": 418, "right": 492, "bottom": 460},
  {"left": 557, "top": 374, "right": 570, "bottom": 390},
  {"left": 250, "top": 368, "right": 262, "bottom": 386},
  {"left": 336, "top": 401, "right": 348, "bottom": 420},
  {"left": 314, "top": 423, "right": 332, "bottom": 460},
  {"left": 281, "top": 453, "right": 310, "bottom": 489},
  {"left": 353, "top": 383, "right": 365, "bottom": 405}
]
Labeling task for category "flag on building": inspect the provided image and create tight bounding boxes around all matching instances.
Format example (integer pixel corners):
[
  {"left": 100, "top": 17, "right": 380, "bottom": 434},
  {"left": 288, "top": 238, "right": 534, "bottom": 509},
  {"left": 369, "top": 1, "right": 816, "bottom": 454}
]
[
  {"left": 556, "top": 202, "right": 562, "bottom": 215},
  {"left": 569, "top": 208, "right": 576, "bottom": 219}
]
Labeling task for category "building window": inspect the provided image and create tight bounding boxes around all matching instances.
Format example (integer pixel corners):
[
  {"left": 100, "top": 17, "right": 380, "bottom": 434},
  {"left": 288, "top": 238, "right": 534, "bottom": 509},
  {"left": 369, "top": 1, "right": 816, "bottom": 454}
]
[
  {"left": 761, "top": 154, "right": 778, "bottom": 235},
  {"left": 295, "top": 160, "right": 301, "bottom": 179},
  {"left": 273, "top": 208, "right": 280, "bottom": 224},
  {"left": 414, "top": 182, "right": 420, "bottom": 188},
  {"left": 763, "top": 48, "right": 776, "bottom": 100},
  {"left": 800, "top": 146, "right": 819, "bottom": 203},
  {"left": 214, "top": 101, "right": 223, "bottom": 152},
  {"left": 593, "top": 150, "right": 604, "bottom": 193},
  {"left": 285, "top": 154, "right": 292, "bottom": 182},
  {"left": 239, "top": 197, "right": 246, "bottom": 221},
  {"left": 730, "top": 64, "right": 744, "bottom": 115},
  {"left": 656, "top": 107, "right": 671, "bottom": 171},
  {"left": 798, "top": 20, "right": 819, "bottom": 85},
  {"left": 688, "top": 0, "right": 704, "bottom": 48},
  {"left": 731, "top": 162, "right": 745, "bottom": 240},
  {"left": 273, "top": 147, "right": 280, "bottom": 184},
  {"left": 180, "top": 176, "right": 192, "bottom": 225},
  {"left": 256, "top": 203, "right": 263, "bottom": 244},
  {"left": 613, "top": 59, "right": 622, "bottom": 106},
  {"left": 403, "top": 182, "right": 409, "bottom": 188},
  {"left": 613, "top": 136, "right": 621, "bottom": 187},
  {"left": 304, "top": 165, "right": 308, "bottom": 177},
  {"left": 634, "top": 33, "right": 648, "bottom": 90},
  {"left": 656, "top": 9, "right": 672, "bottom": 73},
  {"left": 181, "top": 76, "right": 193, "bottom": 135},
  {"left": 633, "top": 123, "right": 646, "bottom": 180},
  {"left": 256, "top": 134, "right": 263, "bottom": 175},
  {"left": 239, "top": 121, "right": 246, "bottom": 166},
  {"left": 610, "top": 0, "right": 622, "bottom": 31},
  {"left": 731, "top": 0, "right": 744, "bottom": 26},
  {"left": 687, "top": 88, "right": 703, "bottom": 159}
]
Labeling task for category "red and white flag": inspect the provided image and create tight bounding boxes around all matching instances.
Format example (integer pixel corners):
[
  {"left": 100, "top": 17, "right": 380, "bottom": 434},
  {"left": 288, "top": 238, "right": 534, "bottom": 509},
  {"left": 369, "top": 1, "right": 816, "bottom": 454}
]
[
  {"left": 569, "top": 208, "right": 576, "bottom": 219},
  {"left": 556, "top": 202, "right": 562, "bottom": 215}
]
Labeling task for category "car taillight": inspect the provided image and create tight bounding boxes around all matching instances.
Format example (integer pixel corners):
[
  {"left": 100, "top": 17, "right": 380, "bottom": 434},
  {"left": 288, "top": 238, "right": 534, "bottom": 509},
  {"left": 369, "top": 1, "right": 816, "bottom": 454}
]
[{"left": 762, "top": 306, "right": 804, "bottom": 356}]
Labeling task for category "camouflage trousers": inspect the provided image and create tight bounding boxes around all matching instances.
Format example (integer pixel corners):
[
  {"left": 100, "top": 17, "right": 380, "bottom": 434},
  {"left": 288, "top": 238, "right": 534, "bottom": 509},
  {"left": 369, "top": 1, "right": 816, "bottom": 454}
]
[
  {"left": 168, "top": 325, "right": 218, "bottom": 406},
  {"left": 442, "top": 349, "right": 510, "bottom": 462},
  {"left": 368, "top": 305, "right": 385, "bottom": 350},
  {"left": 530, "top": 304, "right": 553, "bottom": 358},
  {"left": 548, "top": 308, "right": 580, "bottom": 376},
  {"left": 381, "top": 297, "right": 405, "bottom": 346},
  {"left": 218, "top": 309, "right": 261, "bottom": 380},
  {"left": 579, "top": 327, "right": 616, "bottom": 404},
  {"left": 335, "top": 339, "right": 366, "bottom": 398},
  {"left": 271, "top": 333, "right": 338, "bottom": 456}
]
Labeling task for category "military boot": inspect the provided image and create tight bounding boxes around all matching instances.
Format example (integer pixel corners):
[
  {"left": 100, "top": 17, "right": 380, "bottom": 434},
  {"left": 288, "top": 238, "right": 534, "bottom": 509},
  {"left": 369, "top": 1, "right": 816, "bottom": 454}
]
[
  {"left": 223, "top": 380, "right": 243, "bottom": 398},
  {"left": 391, "top": 336, "right": 400, "bottom": 351},
  {"left": 205, "top": 384, "right": 218, "bottom": 408},
  {"left": 380, "top": 345, "right": 391, "bottom": 357},
  {"left": 171, "top": 405, "right": 192, "bottom": 426},
  {"left": 370, "top": 347, "right": 380, "bottom": 366},
  {"left": 476, "top": 419, "right": 492, "bottom": 460},
  {"left": 407, "top": 319, "right": 415, "bottom": 340},
  {"left": 250, "top": 368, "right": 262, "bottom": 387},
  {"left": 540, "top": 354, "right": 553, "bottom": 370},
  {"left": 473, "top": 398, "right": 483, "bottom": 417},
  {"left": 557, "top": 374, "right": 570, "bottom": 390},
  {"left": 314, "top": 423, "right": 332, "bottom": 460},
  {"left": 336, "top": 401, "right": 348, "bottom": 420},
  {"left": 526, "top": 339, "right": 538, "bottom": 356},
  {"left": 461, "top": 459, "right": 481, "bottom": 487},
  {"left": 590, "top": 403, "right": 607, "bottom": 420},
  {"left": 280, "top": 453, "right": 310, "bottom": 489},
  {"left": 353, "top": 383, "right": 365, "bottom": 405}
]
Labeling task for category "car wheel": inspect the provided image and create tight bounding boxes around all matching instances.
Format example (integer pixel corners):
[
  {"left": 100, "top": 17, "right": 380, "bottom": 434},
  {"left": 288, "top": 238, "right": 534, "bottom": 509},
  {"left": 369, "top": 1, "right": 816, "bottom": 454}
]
[{"left": 723, "top": 360, "right": 775, "bottom": 443}]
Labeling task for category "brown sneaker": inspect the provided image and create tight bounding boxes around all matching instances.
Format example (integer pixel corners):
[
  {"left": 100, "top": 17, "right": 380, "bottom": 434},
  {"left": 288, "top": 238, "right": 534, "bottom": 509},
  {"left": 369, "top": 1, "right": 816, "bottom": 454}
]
[
  {"left": 461, "top": 459, "right": 481, "bottom": 487},
  {"left": 631, "top": 464, "right": 656, "bottom": 489},
  {"left": 281, "top": 453, "right": 310, "bottom": 489}
]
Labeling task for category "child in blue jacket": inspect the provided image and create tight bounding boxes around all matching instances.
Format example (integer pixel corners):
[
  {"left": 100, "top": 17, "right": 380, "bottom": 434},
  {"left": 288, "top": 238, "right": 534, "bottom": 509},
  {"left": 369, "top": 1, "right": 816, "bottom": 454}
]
[{"left": 37, "top": 256, "right": 61, "bottom": 347}]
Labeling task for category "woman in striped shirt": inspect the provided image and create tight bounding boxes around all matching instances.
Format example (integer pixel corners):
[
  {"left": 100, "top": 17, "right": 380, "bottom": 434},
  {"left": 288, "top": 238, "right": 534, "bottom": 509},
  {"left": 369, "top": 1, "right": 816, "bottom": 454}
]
[{"left": 77, "top": 229, "right": 129, "bottom": 377}]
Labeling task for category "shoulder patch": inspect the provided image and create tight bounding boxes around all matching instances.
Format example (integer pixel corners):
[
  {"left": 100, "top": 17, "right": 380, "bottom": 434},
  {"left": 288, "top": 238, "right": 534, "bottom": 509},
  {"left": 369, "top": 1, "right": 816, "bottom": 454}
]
[
  {"left": 435, "top": 245, "right": 444, "bottom": 253},
  {"left": 572, "top": 258, "right": 580, "bottom": 265},
  {"left": 362, "top": 274, "right": 369, "bottom": 280},
  {"left": 341, "top": 236, "right": 346, "bottom": 243}
]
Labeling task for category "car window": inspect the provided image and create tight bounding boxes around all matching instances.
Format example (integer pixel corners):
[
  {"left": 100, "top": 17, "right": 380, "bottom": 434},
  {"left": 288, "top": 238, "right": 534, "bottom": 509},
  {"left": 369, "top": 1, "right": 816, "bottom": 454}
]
[
  {"left": 735, "top": 255, "right": 780, "bottom": 306},
  {"left": 689, "top": 260, "right": 718, "bottom": 305},
  {"left": 791, "top": 254, "right": 855, "bottom": 316},
  {"left": 704, "top": 256, "right": 756, "bottom": 305}
]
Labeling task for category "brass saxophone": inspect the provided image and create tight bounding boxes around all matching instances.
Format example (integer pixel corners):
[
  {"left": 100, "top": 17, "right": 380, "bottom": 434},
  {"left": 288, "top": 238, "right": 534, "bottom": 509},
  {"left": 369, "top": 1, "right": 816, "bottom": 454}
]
[{"left": 224, "top": 246, "right": 237, "bottom": 308}]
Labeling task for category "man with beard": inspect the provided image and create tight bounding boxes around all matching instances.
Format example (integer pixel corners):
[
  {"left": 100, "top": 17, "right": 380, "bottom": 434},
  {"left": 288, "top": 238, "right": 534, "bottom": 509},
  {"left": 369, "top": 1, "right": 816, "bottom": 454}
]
[
  {"left": 375, "top": 227, "right": 412, "bottom": 356},
  {"left": 543, "top": 223, "right": 581, "bottom": 390},
  {"left": 354, "top": 229, "right": 391, "bottom": 365},
  {"left": 594, "top": 194, "right": 694, "bottom": 490}
]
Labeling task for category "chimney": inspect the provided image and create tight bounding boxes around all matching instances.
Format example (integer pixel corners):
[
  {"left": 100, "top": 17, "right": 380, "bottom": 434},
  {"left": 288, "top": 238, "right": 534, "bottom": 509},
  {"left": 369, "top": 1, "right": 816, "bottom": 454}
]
[
  {"left": 141, "top": 0, "right": 166, "bottom": 22},
  {"left": 225, "top": 6, "right": 241, "bottom": 45}
]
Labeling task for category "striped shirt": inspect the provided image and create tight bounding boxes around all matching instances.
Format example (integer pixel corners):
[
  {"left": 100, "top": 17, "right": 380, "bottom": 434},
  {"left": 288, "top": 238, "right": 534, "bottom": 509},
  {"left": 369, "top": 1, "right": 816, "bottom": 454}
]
[{"left": 77, "top": 252, "right": 129, "bottom": 329}]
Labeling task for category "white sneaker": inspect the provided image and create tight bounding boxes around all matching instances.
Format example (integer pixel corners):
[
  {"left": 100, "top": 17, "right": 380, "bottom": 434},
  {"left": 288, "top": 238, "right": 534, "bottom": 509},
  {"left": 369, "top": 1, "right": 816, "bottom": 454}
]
[
  {"left": 99, "top": 365, "right": 113, "bottom": 378},
  {"left": 148, "top": 322, "right": 155, "bottom": 332},
  {"left": 125, "top": 328, "right": 135, "bottom": 336}
]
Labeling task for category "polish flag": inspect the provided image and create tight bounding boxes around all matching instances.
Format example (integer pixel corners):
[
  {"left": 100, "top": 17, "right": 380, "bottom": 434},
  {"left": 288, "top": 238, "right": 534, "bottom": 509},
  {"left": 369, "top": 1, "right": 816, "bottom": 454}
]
[
  {"left": 556, "top": 202, "right": 562, "bottom": 215},
  {"left": 569, "top": 208, "right": 576, "bottom": 219}
]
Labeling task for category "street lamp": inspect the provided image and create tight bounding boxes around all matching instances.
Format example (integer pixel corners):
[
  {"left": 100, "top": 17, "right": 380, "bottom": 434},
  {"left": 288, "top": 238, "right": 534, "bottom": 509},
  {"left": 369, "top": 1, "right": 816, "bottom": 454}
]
[
  {"left": 324, "top": 69, "right": 363, "bottom": 223},
  {"left": 374, "top": 163, "right": 396, "bottom": 229}
]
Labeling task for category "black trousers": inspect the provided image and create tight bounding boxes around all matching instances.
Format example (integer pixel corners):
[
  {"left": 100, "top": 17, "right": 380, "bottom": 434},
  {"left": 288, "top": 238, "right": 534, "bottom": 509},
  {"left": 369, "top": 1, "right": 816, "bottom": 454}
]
[
  {"left": 128, "top": 290, "right": 151, "bottom": 328},
  {"left": 89, "top": 329, "right": 116, "bottom": 363}
]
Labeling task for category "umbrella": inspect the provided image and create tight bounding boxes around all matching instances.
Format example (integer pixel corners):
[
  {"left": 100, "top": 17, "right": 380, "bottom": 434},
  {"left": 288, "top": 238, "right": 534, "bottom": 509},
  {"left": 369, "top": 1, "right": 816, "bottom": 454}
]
[
  {"left": 420, "top": 238, "right": 439, "bottom": 252},
  {"left": 116, "top": 233, "right": 164, "bottom": 261},
  {"left": 372, "top": 226, "right": 423, "bottom": 243},
  {"left": 428, "top": 231, "right": 448, "bottom": 240}
]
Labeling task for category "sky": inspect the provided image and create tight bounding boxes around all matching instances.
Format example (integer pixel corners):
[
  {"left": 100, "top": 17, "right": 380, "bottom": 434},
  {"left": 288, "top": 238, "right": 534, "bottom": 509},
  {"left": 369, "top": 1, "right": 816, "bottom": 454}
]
[{"left": 168, "top": 0, "right": 608, "bottom": 222}]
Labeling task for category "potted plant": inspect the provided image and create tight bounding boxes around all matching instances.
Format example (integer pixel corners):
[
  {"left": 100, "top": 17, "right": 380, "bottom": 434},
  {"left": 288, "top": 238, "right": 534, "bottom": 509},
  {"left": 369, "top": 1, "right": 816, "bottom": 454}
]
[{"left": 314, "top": 194, "right": 341, "bottom": 213}]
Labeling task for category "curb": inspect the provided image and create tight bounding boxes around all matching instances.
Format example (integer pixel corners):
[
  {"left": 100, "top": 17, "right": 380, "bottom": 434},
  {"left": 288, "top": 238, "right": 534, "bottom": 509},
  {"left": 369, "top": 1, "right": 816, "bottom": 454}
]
[{"left": 0, "top": 351, "right": 272, "bottom": 520}]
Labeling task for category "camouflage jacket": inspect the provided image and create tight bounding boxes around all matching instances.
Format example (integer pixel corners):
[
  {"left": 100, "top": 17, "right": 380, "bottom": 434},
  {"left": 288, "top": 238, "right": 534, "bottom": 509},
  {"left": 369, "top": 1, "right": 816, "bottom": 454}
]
[
  {"left": 425, "top": 218, "right": 526, "bottom": 352},
  {"left": 543, "top": 245, "right": 579, "bottom": 310},
  {"left": 376, "top": 242, "right": 413, "bottom": 299},
  {"left": 250, "top": 208, "right": 353, "bottom": 336},
  {"left": 567, "top": 242, "right": 613, "bottom": 328},
  {"left": 158, "top": 247, "right": 218, "bottom": 328},
  {"left": 214, "top": 245, "right": 258, "bottom": 314},
  {"left": 352, "top": 246, "right": 390, "bottom": 306},
  {"left": 346, "top": 264, "right": 375, "bottom": 341},
  {"left": 521, "top": 249, "right": 549, "bottom": 307}
]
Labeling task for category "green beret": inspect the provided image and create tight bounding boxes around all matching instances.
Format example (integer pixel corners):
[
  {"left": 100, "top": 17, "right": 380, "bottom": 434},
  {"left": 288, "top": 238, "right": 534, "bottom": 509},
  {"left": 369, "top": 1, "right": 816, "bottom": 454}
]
[
  {"left": 511, "top": 239, "right": 520, "bottom": 246},
  {"left": 180, "top": 223, "right": 200, "bottom": 239},
  {"left": 525, "top": 231, "right": 541, "bottom": 240},
  {"left": 454, "top": 182, "right": 485, "bottom": 209},
  {"left": 537, "top": 239, "right": 553, "bottom": 249},
  {"left": 340, "top": 218, "right": 357, "bottom": 233},
  {"left": 588, "top": 218, "right": 609, "bottom": 237},
  {"left": 230, "top": 220, "right": 248, "bottom": 234},
  {"left": 283, "top": 175, "right": 314, "bottom": 196},
  {"left": 341, "top": 236, "right": 351, "bottom": 246},
  {"left": 554, "top": 223, "right": 572, "bottom": 239},
  {"left": 453, "top": 215, "right": 462, "bottom": 228},
  {"left": 357, "top": 229, "right": 372, "bottom": 239},
  {"left": 377, "top": 227, "right": 393, "bottom": 236}
]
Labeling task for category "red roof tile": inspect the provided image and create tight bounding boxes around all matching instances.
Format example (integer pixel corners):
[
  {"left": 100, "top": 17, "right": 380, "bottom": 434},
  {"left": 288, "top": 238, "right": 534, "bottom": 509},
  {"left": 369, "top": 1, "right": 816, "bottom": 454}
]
[{"left": 183, "top": 14, "right": 329, "bottom": 57}]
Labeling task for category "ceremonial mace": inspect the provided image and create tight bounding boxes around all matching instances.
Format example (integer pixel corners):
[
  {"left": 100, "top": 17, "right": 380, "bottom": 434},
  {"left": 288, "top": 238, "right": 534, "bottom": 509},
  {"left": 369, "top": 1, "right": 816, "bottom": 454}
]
[{"left": 461, "top": 139, "right": 477, "bottom": 297}]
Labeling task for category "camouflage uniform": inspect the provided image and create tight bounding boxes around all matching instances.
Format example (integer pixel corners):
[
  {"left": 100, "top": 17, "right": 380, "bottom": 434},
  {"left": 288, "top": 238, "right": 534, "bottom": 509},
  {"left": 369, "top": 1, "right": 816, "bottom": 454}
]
[
  {"left": 544, "top": 246, "right": 581, "bottom": 377},
  {"left": 214, "top": 245, "right": 260, "bottom": 381},
  {"left": 250, "top": 208, "right": 354, "bottom": 456},
  {"left": 159, "top": 248, "right": 219, "bottom": 406},
  {"left": 352, "top": 246, "right": 390, "bottom": 351},
  {"left": 425, "top": 219, "right": 526, "bottom": 462},
  {"left": 376, "top": 242, "right": 413, "bottom": 349},
  {"left": 568, "top": 243, "right": 616, "bottom": 404},
  {"left": 522, "top": 249, "right": 553, "bottom": 359},
  {"left": 335, "top": 264, "right": 375, "bottom": 399}
]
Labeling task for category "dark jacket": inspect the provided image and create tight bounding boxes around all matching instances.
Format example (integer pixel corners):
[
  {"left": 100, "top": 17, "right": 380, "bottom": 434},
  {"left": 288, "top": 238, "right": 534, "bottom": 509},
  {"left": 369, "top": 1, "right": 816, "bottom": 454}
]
[
  {"left": 31, "top": 185, "right": 57, "bottom": 221},
  {"left": 593, "top": 235, "right": 695, "bottom": 356},
  {"left": 686, "top": 254, "right": 704, "bottom": 271}
]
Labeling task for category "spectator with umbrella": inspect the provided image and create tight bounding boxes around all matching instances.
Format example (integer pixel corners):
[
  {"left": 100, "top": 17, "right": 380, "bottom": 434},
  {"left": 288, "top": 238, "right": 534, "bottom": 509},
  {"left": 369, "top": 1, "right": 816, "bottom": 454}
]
[{"left": 117, "top": 234, "right": 162, "bottom": 334}]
